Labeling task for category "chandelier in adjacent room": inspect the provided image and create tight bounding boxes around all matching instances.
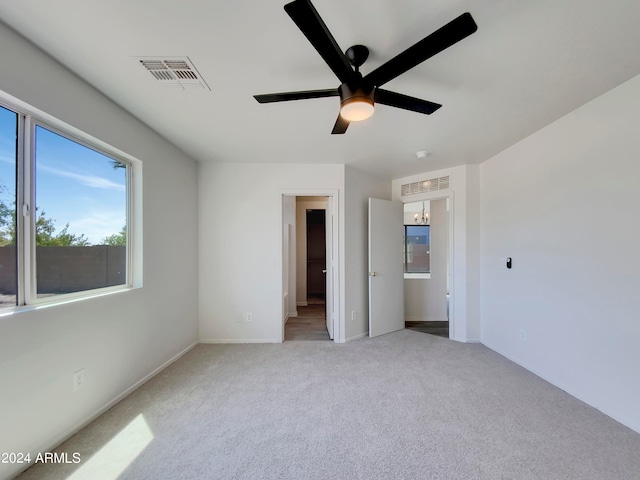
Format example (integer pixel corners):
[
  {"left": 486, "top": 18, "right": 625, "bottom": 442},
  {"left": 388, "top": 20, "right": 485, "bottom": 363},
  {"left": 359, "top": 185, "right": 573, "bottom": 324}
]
[{"left": 414, "top": 202, "right": 429, "bottom": 225}]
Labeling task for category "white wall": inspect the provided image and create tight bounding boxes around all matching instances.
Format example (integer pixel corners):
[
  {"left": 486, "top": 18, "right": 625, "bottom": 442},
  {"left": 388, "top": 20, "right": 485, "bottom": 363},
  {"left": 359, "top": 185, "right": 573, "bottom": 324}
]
[
  {"left": 198, "top": 163, "right": 344, "bottom": 343},
  {"left": 404, "top": 198, "right": 448, "bottom": 322},
  {"left": 465, "top": 165, "right": 481, "bottom": 341},
  {"left": 393, "top": 165, "right": 481, "bottom": 342},
  {"left": 344, "top": 166, "right": 391, "bottom": 341},
  {"left": 282, "top": 196, "right": 296, "bottom": 320},
  {"left": 480, "top": 73, "right": 640, "bottom": 433},
  {"left": 0, "top": 21, "right": 199, "bottom": 480}
]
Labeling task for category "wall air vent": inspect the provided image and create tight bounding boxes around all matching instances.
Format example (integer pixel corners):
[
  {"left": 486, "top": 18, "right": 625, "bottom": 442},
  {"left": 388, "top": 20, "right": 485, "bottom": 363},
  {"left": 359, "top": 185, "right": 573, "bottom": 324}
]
[
  {"left": 135, "top": 56, "right": 210, "bottom": 90},
  {"left": 401, "top": 175, "right": 450, "bottom": 197}
]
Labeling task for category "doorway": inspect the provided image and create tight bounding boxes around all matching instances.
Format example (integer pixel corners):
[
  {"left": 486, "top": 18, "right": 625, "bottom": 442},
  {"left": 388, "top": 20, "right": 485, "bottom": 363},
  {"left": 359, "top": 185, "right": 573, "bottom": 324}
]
[
  {"left": 286, "top": 207, "right": 328, "bottom": 341},
  {"left": 402, "top": 198, "right": 451, "bottom": 338},
  {"left": 281, "top": 194, "right": 338, "bottom": 342}
]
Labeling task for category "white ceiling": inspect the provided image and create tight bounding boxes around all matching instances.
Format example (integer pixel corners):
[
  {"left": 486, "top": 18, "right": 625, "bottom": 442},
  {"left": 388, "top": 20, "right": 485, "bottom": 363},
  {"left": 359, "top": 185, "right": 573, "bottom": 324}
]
[{"left": 1, "top": 0, "right": 639, "bottom": 179}]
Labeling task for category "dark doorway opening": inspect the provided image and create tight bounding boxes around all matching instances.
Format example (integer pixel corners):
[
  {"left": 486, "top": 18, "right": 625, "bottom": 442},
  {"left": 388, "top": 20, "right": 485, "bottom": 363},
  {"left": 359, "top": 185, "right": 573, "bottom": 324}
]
[{"left": 306, "top": 209, "right": 326, "bottom": 304}]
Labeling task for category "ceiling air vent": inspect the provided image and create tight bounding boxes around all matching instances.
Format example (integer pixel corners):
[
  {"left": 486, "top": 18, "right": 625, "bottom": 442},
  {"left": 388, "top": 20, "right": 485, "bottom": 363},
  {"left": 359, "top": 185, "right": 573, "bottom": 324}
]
[
  {"left": 401, "top": 175, "right": 450, "bottom": 197},
  {"left": 136, "top": 56, "right": 210, "bottom": 90}
]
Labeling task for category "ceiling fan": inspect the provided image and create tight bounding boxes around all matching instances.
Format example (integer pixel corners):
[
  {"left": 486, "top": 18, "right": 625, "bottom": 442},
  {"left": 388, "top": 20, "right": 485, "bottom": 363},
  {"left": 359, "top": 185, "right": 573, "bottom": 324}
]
[{"left": 254, "top": 0, "right": 477, "bottom": 134}]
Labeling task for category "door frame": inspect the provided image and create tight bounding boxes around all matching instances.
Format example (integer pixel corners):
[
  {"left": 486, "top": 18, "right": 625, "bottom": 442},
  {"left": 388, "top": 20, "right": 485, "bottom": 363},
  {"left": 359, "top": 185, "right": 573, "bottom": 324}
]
[
  {"left": 279, "top": 189, "right": 341, "bottom": 343},
  {"left": 401, "top": 191, "right": 455, "bottom": 340}
]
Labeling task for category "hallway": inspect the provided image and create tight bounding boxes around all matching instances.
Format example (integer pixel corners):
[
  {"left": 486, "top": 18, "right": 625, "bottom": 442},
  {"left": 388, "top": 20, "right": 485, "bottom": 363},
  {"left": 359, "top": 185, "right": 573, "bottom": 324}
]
[{"left": 284, "top": 298, "right": 329, "bottom": 341}]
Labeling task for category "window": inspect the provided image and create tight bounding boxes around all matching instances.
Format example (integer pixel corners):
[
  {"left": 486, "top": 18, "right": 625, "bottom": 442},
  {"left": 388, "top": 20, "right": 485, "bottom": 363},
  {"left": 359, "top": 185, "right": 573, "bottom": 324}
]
[
  {"left": 404, "top": 225, "right": 430, "bottom": 274},
  {"left": 0, "top": 99, "right": 135, "bottom": 310}
]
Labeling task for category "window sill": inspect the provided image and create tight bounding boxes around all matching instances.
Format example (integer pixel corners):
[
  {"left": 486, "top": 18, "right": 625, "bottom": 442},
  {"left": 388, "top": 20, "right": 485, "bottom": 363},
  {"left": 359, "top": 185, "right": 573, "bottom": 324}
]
[
  {"left": 0, "top": 285, "right": 137, "bottom": 318},
  {"left": 404, "top": 273, "right": 431, "bottom": 280}
]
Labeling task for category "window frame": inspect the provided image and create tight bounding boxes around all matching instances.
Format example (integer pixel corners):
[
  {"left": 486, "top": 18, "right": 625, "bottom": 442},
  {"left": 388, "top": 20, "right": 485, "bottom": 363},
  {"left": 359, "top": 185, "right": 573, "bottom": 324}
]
[{"left": 0, "top": 93, "right": 140, "bottom": 312}]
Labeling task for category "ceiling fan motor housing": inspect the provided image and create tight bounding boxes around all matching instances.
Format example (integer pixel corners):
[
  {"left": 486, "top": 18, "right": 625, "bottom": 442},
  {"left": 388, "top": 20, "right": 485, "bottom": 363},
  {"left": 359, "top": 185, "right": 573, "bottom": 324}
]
[
  {"left": 338, "top": 82, "right": 375, "bottom": 121},
  {"left": 339, "top": 82, "right": 375, "bottom": 107}
]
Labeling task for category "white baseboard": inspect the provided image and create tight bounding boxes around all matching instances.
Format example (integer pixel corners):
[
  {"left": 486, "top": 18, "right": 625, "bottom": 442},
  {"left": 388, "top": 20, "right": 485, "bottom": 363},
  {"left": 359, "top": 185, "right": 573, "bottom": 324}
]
[
  {"left": 200, "top": 338, "right": 282, "bottom": 344},
  {"left": 13, "top": 341, "right": 198, "bottom": 479},
  {"left": 346, "top": 332, "right": 369, "bottom": 342},
  {"left": 297, "top": 302, "right": 308, "bottom": 307},
  {"left": 453, "top": 336, "right": 480, "bottom": 343},
  {"left": 284, "top": 311, "right": 298, "bottom": 325},
  {"left": 405, "top": 316, "right": 449, "bottom": 322}
]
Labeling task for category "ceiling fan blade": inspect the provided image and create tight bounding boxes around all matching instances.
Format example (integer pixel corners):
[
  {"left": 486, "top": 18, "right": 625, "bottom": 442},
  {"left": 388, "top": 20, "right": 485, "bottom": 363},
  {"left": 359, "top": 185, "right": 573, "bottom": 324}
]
[
  {"left": 375, "top": 89, "right": 442, "bottom": 115},
  {"left": 364, "top": 12, "right": 477, "bottom": 88},
  {"left": 254, "top": 88, "right": 339, "bottom": 103},
  {"left": 284, "top": 0, "right": 355, "bottom": 84},
  {"left": 331, "top": 114, "right": 350, "bottom": 134}
]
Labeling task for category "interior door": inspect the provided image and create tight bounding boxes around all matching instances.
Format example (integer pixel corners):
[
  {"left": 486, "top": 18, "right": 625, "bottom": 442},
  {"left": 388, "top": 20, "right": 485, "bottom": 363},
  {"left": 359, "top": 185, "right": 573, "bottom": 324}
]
[
  {"left": 368, "top": 198, "right": 404, "bottom": 337},
  {"left": 325, "top": 197, "right": 334, "bottom": 339}
]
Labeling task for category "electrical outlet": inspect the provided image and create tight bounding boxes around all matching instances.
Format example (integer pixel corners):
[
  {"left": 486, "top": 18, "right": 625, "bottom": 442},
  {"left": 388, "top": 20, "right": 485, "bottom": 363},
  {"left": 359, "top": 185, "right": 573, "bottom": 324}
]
[
  {"left": 245, "top": 312, "right": 252, "bottom": 323},
  {"left": 73, "top": 369, "right": 85, "bottom": 391},
  {"left": 351, "top": 310, "right": 356, "bottom": 321},
  {"left": 519, "top": 329, "right": 527, "bottom": 342}
]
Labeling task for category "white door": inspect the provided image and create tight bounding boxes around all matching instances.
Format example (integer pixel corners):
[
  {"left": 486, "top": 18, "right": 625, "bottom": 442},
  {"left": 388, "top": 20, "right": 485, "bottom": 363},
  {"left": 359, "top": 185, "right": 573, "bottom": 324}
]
[
  {"left": 368, "top": 198, "right": 404, "bottom": 337},
  {"left": 325, "top": 197, "right": 334, "bottom": 339}
]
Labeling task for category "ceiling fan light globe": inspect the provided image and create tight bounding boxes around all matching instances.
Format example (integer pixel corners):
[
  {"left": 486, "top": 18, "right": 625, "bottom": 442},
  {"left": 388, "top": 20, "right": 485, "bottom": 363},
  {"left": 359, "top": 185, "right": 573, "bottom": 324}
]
[{"left": 340, "top": 100, "right": 374, "bottom": 122}]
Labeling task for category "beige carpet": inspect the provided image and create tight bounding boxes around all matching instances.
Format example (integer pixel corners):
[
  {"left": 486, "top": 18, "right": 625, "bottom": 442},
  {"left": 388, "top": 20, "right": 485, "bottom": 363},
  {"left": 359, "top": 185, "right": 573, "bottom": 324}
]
[{"left": 16, "top": 330, "right": 640, "bottom": 479}]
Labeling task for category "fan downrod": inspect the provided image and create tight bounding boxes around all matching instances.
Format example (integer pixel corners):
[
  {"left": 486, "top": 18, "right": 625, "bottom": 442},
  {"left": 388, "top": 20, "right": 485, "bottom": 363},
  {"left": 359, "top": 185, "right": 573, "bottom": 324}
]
[{"left": 345, "top": 45, "right": 369, "bottom": 70}]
